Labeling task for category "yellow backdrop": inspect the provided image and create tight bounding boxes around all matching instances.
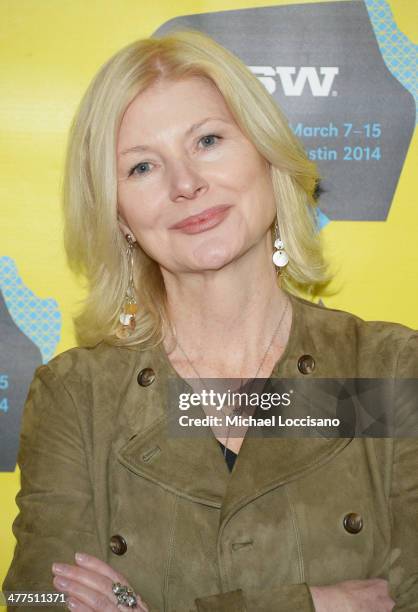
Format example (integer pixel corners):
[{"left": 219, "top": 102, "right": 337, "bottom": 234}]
[{"left": 1, "top": 0, "right": 417, "bottom": 594}]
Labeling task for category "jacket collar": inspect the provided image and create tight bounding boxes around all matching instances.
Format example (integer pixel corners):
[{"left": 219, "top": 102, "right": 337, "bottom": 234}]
[{"left": 116, "top": 291, "right": 353, "bottom": 525}]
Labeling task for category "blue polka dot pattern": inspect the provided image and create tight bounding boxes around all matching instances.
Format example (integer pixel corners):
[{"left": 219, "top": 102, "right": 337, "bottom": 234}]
[
  {"left": 0, "top": 256, "right": 61, "bottom": 363},
  {"left": 365, "top": 0, "right": 417, "bottom": 123}
]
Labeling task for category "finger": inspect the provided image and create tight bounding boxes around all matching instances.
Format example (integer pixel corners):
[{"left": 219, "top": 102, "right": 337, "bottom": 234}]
[
  {"left": 118, "top": 601, "right": 149, "bottom": 612},
  {"left": 53, "top": 562, "right": 147, "bottom": 611},
  {"left": 53, "top": 575, "right": 116, "bottom": 611},
  {"left": 53, "top": 565, "right": 117, "bottom": 607},
  {"left": 66, "top": 596, "right": 94, "bottom": 611},
  {"left": 74, "top": 554, "right": 147, "bottom": 608},
  {"left": 74, "top": 553, "right": 130, "bottom": 586}
]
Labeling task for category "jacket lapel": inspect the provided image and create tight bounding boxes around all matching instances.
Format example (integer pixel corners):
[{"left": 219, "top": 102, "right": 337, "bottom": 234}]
[
  {"left": 116, "top": 411, "right": 231, "bottom": 507},
  {"left": 219, "top": 435, "right": 352, "bottom": 527},
  {"left": 116, "top": 402, "right": 352, "bottom": 520},
  {"left": 115, "top": 344, "right": 231, "bottom": 507}
]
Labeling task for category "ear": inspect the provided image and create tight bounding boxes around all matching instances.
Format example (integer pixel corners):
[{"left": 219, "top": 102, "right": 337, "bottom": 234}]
[{"left": 117, "top": 215, "right": 135, "bottom": 241}]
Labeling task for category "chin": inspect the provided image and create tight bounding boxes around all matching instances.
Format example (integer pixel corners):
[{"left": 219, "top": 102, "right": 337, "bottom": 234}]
[{"left": 191, "top": 242, "right": 236, "bottom": 270}]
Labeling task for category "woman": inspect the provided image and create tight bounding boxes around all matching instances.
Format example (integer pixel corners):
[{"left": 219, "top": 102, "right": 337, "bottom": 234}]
[{"left": 3, "top": 29, "right": 417, "bottom": 612}]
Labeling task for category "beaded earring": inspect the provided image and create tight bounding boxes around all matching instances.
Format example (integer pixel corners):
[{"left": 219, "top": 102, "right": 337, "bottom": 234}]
[
  {"left": 116, "top": 234, "right": 138, "bottom": 339},
  {"left": 272, "top": 220, "right": 289, "bottom": 268}
]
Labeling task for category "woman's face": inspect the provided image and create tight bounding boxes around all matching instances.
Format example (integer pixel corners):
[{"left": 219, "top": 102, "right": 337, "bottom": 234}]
[{"left": 116, "top": 76, "right": 277, "bottom": 273}]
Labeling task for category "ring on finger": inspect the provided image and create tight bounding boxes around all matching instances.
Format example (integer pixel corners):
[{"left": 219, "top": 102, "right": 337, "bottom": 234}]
[{"left": 112, "top": 582, "right": 138, "bottom": 608}]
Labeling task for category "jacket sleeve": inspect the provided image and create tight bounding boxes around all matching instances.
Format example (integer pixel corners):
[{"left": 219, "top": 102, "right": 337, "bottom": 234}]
[
  {"left": 193, "top": 583, "right": 315, "bottom": 611},
  {"left": 2, "top": 364, "right": 103, "bottom": 612},
  {"left": 389, "top": 333, "right": 418, "bottom": 611}
]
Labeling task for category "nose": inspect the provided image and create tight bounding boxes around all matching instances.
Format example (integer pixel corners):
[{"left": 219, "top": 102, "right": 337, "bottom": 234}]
[{"left": 167, "top": 158, "right": 209, "bottom": 202}]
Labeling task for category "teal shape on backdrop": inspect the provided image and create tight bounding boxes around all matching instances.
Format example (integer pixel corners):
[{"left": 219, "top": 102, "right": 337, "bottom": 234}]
[{"left": 0, "top": 256, "right": 61, "bottom": 364}]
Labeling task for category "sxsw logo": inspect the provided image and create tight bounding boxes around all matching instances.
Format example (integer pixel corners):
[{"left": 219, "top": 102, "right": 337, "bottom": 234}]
[{"left": 249, "top": 66, "right": 339, "bottom": 97}]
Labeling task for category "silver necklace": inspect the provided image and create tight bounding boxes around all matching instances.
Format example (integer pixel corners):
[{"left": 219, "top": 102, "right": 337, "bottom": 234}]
[{"left": 172, "top": 296, "right": 290, "bottom": 459}]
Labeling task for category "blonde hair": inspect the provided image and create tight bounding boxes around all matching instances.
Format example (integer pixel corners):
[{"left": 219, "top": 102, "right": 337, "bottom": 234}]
[{"left": 63, "top": 28, "right": 331, "bottom": 349}]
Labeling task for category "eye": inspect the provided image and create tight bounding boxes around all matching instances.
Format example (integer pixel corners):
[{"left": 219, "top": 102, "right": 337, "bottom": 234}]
[
  {"left": 129, "top": 162, "right": 152, "bottom": 177},
  {"left": 198, "top": 134, "right": 222, "bottom": 148}
]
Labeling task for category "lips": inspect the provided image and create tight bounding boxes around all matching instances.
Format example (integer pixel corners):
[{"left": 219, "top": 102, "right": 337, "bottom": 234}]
[{"left": 169, "top": 205, "right": 232, "bottom": 229}]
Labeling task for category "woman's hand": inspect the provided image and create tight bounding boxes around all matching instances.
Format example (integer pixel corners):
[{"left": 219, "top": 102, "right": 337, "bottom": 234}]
[
  {"left": 310, "top": 578, "right": 395, "bottom": 612},
  {"left": 52, "top": 552, "right": 149, "bottom": 611}
]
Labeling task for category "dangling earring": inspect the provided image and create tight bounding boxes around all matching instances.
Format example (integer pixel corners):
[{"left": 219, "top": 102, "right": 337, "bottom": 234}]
[
  {"left": 116, "top": 234, "right": 138, "bottom": 339},
  {"left": 272, "top": 220, "right": 289, "bottom": 268}
]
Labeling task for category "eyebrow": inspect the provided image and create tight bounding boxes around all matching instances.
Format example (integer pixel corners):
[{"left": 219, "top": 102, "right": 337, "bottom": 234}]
[{"left": 119, "top": 117, "right": 231, "bottom": 156}]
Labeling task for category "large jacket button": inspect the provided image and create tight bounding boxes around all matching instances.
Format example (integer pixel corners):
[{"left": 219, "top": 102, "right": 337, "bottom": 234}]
[
  {"left": 109, "top": 534, "right": 127, "bottom": 555},
  {"left": 343, "top": 512, "right": 363, "bottom": 534},
  {"left": 137, "top": 368, "right": 155, "bottom": 387},
  {"left": 297, "top": 354, "right": 315, "bottom": 375}
]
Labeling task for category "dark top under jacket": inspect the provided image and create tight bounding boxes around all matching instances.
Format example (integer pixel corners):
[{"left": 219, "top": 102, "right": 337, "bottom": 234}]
[{"left": 218, "top": 441, "right": 237, "bottom": 471}]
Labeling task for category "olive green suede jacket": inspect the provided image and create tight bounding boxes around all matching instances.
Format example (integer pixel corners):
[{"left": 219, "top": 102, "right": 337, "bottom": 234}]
[{"left": 3, "top": 292, "right": 418, "bottom": 611}]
